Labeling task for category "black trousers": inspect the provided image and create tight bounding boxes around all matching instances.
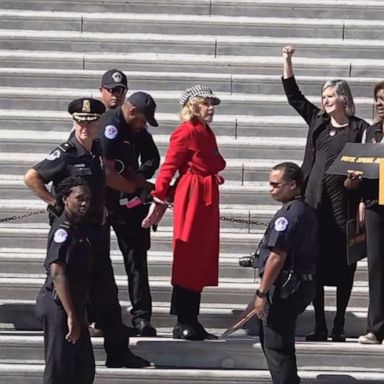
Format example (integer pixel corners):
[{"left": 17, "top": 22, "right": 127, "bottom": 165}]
[
  {"left": 112, "top": 222, "right": 152, "bottom": 324},
  {"left": 87, "top": 223, "right": 129, "bottom": 356},
  {"left": 36, "top": 290, "right": 95, "bottom": 384},
  {"left": 170, "top": 285, "right": 201, "bottom": 324},
  {"left": 311, "top": 266, "right": 355, "bottom": 332},
  {"left": 365, "top": 206, "right": 384, "bottom": 339},
  {"left": 259, "top": 281, "right": 315, "bottom": 384}
]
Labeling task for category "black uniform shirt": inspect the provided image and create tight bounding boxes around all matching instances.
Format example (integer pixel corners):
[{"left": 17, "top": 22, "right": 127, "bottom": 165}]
[
  {"left": 99, "top": 107, "right": 160, "bottom": 215},
  {"left": 34, "top": 135, "right": 105, "bottom": 222},
  {"left": 257, "top": 197, "right": 318, "bottom": 277},
  {"left": 43, "top": 213, "right": 92, "bottom": 318}
]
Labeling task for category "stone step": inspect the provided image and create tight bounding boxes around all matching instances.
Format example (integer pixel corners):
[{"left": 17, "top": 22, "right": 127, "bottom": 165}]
[
  {"left": 0, "top": 248, "right": 256, "bottom": 280},
  {"left": 0, "top": 88, "right": 374, "bottom": 118},
  {"left": 0, "top": 363, "right": 383, "bottom": 384},
  {"left": 0, "top": 246, "right": 368, "bottom": 282},
  {"left": 0, "top": 151, "right": 301, "bottom": 182},
  {"left": 1, "top": 51, "right": 383, "bottom": 78},
  {"left": 0, "top": 109, "right": 313, "bottom": 138},
  {"left": 1, "top": 333, "right": 383, "bottom": 371},
  {"left": 0, "top": 273, "right": 370, "bottom": 308},
  {"left": 1, "top": 10, "right": 384, "bottom": 40},
  {"left": 0, "top": 68, "right": 380, "bottom": 99},
  {"left": 2, "top": 0, "right": 384, "bottom": 20},
  {"left": 0, "top": 298, "right": 370, "bottom": 338},
  {"left": 0, "top": 128, "right": 306, "bottom": 158},
  {"left": 0, "top": 179, "right": 276, "bottom": 206},
  {"left": 0, "top": 222, "right": 263, "bottom": 252},
  {"left": 2, "top": 30, "right": 384, "bottom": 60}
]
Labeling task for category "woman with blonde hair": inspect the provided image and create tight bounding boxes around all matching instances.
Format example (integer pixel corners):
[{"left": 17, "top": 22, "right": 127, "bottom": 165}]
[
  {"left": 142, "top": 85, "right": 226, "bottom": 340},
  {"left": 282, "top": 46, "right": 369, "bottom": 342}
]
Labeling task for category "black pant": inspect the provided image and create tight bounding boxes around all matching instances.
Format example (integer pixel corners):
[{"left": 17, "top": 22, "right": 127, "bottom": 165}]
[
  {"left": 259, "top": 281, "right": 315, "bottom": 384},
  {"left": 112, "top": 222, "right": 152, "bottom": 324},
  {"left": 87, "top": 223, "right": 129, "bottom": 356},
  {"left": 170, "top": 285, "right": 201, "bottom": 324},
  {"left": 365, "top": 206, "right": 384, "bottom": 339},
  {"left": 36, "top": 290, "right": 95, "bottom": 384},
  {"left": 311, "top": 267, "right": 355, "bottom": 332}
]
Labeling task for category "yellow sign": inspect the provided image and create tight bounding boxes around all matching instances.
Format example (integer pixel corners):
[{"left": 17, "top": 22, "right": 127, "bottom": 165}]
[{"left": 379, "top": 160, "right": 384, "bottom": 205}]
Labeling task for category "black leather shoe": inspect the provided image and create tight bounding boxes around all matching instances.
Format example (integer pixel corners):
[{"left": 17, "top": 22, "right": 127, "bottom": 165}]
[
  {"left": 134, "top": 320, "right": 157, "bottom": 337},
  {"left": 172, "top": 323, "right": 205, "bottom": 340},
  {"left": 331, "top": 328, "right": 346, "bottom": 342},
  {"left": 106, "top": 350, "right": 151, "bottom": 368},
  {"left": 305, "top": 329, "right": 328, "bottom": 341},
  {"left": 195, "top": 322, "right": 218, "bottom": 340}
]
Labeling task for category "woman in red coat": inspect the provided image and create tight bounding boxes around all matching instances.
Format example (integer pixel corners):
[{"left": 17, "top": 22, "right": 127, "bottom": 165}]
[{"left": 142, "top": 85, "right": 226, "bottom": 340}]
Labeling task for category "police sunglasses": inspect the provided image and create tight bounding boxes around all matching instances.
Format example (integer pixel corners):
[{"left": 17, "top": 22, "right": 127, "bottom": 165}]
[{"left": 102, "top": 86, "right": 126, "bottom": 94}]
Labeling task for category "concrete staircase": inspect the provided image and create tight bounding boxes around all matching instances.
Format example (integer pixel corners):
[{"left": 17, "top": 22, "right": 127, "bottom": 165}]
[{"left": 0, "top": 0, "right": 384, "bottom": 383}]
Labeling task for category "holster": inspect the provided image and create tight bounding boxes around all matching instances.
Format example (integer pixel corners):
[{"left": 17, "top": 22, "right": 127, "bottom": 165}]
[{"left": 278, "top": 270, "right": 301, "bottom": 299}]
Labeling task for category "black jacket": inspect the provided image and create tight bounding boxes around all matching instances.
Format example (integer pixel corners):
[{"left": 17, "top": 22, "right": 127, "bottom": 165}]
[{"left": 282, "top": 76, "right": 369, "bottom": 186}]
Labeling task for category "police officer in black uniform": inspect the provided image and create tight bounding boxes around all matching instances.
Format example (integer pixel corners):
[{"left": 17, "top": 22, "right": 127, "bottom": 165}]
[
  {"left": 24, "top": 98, "right": 150, "bottom": 368},
  {"left": 254, "top": 162, "right": 318, "bottom": 384},
  {"left": 99, "top": 91, "right": 160, "bottom": 336},
  {"left": 36, "top": 176, "right": 94, "bottom": 384}
]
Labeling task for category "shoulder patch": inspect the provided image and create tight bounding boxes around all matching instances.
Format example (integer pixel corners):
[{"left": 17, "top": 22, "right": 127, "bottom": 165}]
[
  {"left": 53, "top": 228, "right": 68, "bottom": 244},
  {"left": 104, "top": 125, "right": 118, "bottom": 140},
  {"left": 58, "top": 141, "right": 75, "bottom": 153},
  {"left": 274, "top": 217, "right": 289, "bottom": 232},
  {"left": 45, "top": 149, "right": 61, "bottom": 161}
]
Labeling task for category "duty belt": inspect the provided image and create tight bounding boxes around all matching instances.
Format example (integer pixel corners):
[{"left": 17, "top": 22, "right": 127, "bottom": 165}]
[{"left": 300, "top": 273, "right": 314, "bottom": 282}]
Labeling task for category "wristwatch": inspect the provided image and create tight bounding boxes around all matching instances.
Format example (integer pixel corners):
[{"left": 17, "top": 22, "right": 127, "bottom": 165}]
[{"left": 256, "top": 289, "right": 268, "bottom": 298}]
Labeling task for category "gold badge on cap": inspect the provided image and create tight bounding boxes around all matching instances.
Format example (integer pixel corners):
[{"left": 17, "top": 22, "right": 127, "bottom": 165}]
[{"left": 82, "top": 99, "right": 91, "bottom": 113}]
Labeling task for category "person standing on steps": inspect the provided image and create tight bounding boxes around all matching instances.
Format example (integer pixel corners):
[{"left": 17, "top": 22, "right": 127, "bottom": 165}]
[
  {"left": 36, "top": 176, "right": 95, "bottom": 384},
  {"left": 282, "top": 45, "right": 369, "bottom": 342},
  {"left": 24, "top": 98, "right": 150, "bottom": 368},
  {"left": 99, "top": 91, "right": 160, "bottom": 337},
  {"left": 345, "top": 81, "right": 384, "bottom": 345},
  {"left": 142, "top": 85, "right": 226, "bottom": 340},
  {"left": 255, "top": 162, "right": 318, "bottom": 384}
]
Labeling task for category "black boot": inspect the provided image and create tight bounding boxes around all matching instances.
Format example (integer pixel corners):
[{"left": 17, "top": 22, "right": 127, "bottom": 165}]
[
  {"left": 305, "top": 327, "right": 328, "bottom": 341},
  {"left": 331, "top": 318, "right": 346, "bottom": 342}
]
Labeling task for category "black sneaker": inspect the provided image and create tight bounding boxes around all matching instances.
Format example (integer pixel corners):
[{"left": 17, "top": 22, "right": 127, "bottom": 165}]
[
  {"left": 134, "top": 320, "right": 157, "bottom": 337},
  {"left": 106, "top": 350, "right": 151, "bottom": 368}
]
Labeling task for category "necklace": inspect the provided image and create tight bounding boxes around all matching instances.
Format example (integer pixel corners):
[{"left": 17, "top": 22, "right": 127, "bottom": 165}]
[{"left": 329, "top": 122, "right": 348, "bottom": 137}]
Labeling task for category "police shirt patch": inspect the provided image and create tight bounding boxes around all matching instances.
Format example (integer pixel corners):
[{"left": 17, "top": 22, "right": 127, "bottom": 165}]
[
  {"left": 104, "top": 125, "right": 118, "bottom": 139},
  {"left": 53, "top": 228, "right": 68, "bottom": 243},
  {"left": 45, "top": 150, "right": 61, "bottom": 161},
  {"left": 274, "top": 217, "right": 289, "bottom": 232}
]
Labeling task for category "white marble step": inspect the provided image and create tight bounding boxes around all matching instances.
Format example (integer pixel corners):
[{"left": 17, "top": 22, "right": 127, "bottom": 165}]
[{"left": 0, "top": 363, "right": 383, "bottom": 384}]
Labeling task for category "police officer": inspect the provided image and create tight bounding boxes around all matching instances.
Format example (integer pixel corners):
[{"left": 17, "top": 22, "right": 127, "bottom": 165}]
[
  {"left": 24, "top": 98, "right": 150, "bottom": 368},
  {"left": 36, "top": 176, "right": 94, "bottom": 384},
  {"left": 99, "top": 69, "right": 128, "bottom": 111},
  {"left": 254, "top": 162, "right": 318, "bottom": 384},
  {"left": 99, "top": 91, "right": 160, "bottom": 336}
]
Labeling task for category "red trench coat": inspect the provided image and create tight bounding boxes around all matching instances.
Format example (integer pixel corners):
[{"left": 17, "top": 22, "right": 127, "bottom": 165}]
[{"left": 152, "top": 120, "right": 226, "bottom": 292}]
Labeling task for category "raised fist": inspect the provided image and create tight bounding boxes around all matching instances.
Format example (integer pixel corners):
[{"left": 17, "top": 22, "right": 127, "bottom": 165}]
[{"left": 282, "top": 46, "right": 295, "bottom": 59}]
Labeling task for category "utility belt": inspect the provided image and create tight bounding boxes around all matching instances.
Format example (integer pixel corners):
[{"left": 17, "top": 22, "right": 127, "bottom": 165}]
[{"left": 276, "top": 270, "right": 314, "bottom": 299}]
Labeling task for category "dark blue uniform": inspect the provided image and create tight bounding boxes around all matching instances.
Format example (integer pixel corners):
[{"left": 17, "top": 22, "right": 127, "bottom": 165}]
[
  {"left": 33, "top": 135, "right": 131, "bottom": 364},
  {"left": 99, "top": 107, "right": 160, "bottom": 326},
  {"left": 36, "top": 213, "right": 94, "bottom": 384},
  {"left": 257, "top": 197, "right": 318, "bottom": 384}
]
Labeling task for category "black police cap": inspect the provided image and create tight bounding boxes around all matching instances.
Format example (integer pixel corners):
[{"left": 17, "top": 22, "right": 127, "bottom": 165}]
[
  {"left": 68, "top": 98, "right": 106, "bottom": 123},
  {"left": 127, "top": 92, "right": 158, "bottom": 127},
  {"left": 101, "top": 69, "right": 128, "bottom": 89}
]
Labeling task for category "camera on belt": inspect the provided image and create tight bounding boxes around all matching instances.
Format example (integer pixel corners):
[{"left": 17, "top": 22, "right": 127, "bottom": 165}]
[{"left": 238, "top": 252, "right": 258, "bottom": 268}]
